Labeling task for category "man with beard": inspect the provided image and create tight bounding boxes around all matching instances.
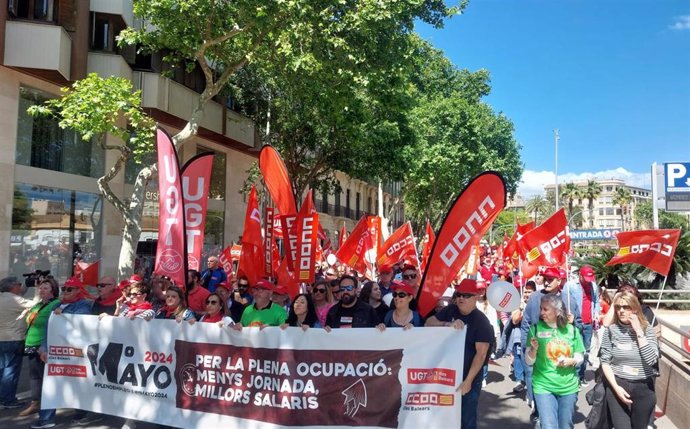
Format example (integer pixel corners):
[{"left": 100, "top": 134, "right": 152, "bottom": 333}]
[
  {"left": 186, "top": 270, "right": 211, "bottom": 318},
  {"left": 325, "top": 275, "right": 378, "bottom": 328}
]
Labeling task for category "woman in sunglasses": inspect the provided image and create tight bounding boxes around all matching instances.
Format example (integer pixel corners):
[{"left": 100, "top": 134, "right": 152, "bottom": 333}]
[
  {"left": 111, "top": 284, "right": 154, "bottom": 320},
  {"left": 600, "top": 291, "right": 658, "bottom": 429},
  {"left": 30, "top": 277, "right": 92, "bottom": 429},
  {"left": 282, "top": 294, "right": 320, "bottom": 330},
  {"left": 190, "top": 293, "right": 235, "bottom": 327},
  {"left": 311, "top": 279, "right": 335, "bottom": 327},
  {"left": 376, "top": 282, "right": 423, "bottom": 331},
  {"left": 154, "top": 286, "right": 195, "bottom": 322}
]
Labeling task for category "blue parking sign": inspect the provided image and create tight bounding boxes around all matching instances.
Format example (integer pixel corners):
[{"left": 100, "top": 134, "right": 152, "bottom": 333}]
[{"left": 665, "top": 162, "right": 690, "bottom": 205}]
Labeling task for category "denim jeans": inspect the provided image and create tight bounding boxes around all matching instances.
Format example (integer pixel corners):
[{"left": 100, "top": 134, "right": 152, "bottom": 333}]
[
  {"left": 578, "top": 323, "right": 593, "bottom": 381},
  {"left": 512, "top": 343, "right": 524, "bottom": 383},
  {"left": 534, "top": 391, "right": 578, "bottom": 429},
  {"left": 38, "top": 407, "right": 56, "bottom": 424},
  {"left": 0, "top": 340, "right": 24, "bottom": 404},
  {"left": 461, "top": 380, "right": 482, "bottom": 429},
  {"left": 524, "top": 361, "right": 534, "bottom": 403}
]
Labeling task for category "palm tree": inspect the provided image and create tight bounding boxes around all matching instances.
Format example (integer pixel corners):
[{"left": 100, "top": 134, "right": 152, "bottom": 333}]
[
  {"left": 560, "top": 182, "right": 582, "bottom": 225},
  {"left": 525, "top": 195, "right": 551, "bottom": 223},
  {"left": 612, "top": 187, "right": 633, "bottom": 231},
  {"left": 583, "top": 180, "right": 602, "bottom": 228}
]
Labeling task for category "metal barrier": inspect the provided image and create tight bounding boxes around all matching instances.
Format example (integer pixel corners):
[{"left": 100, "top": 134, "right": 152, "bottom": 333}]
[
  {"left": 637, "top": 289, "right": 690, "bottom": 304},
  {"left": 656, "top": 315, "right": 690, "bottom": 373}
]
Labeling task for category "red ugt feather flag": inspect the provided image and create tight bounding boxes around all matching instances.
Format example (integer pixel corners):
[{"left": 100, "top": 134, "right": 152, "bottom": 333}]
[
  {"left": 418, "top": 172, "right": 506, "bottom": 316},
  {"left": 181, "top": 153, "right": 214, "bottom": 271},
  {"left": 606, "top": 229, "right": 681, "bottom": 276},
  {"left": 518, "top": 209, "right": 570, "bottom": 267},
  {"left": 238, "top": 186, "right": 265, "bottom": 285}
]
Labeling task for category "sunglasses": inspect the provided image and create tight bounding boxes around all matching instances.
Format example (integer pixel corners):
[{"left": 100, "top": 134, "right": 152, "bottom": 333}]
[
  {"left": 402, "top": 274, "right": 417, "bottom": 280},
  {"left": 127, "top": 292, "right": 143, "bottom": 297},
  {"left": 339, "top": 284, "right": 354, "bottom": 292},
  {"left": 614, "top": 304, "right": 632, "bottom": 311},
  {"left": 392, "top": 292, "right": 409, "bottom": 298},
  {"left": 96, "top": 283, "right": 113, "bottom": 288},
  {"left": 206, "top": 300, "right": 220, "bottom": 305},
  {"left": 313, "top": 288, "right": 327, "bottom": 294},
  {"left": 456, "top": 293, "right": 476, "bottom": 299},
  {"left": 61, "top": 287, "right": 76, "bottom": 292}
]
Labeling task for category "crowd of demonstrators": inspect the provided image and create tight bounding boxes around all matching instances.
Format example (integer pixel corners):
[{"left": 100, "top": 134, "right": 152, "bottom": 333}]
[{"left": 475, "top": 280, "right": 500, "bottom": 388}]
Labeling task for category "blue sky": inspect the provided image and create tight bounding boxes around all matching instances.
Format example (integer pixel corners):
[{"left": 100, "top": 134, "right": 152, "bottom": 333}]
[{"left": 416, "top": 0, "right": 690, "bottom": 196}]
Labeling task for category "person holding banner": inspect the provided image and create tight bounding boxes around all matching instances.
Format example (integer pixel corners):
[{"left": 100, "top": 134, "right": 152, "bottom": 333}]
[
  {"left": 192, "top": 293, "right": 235, "bottom": 327},
  {"left": 282, "top": 294, "right": 321, "bottom": 329},
  {"left": 600, "top": 291, "right": 659, "bottom": 429},
  {"left": 360, "top": 281, "right": 389, "bottom": 322},
  {"left": 376, "top": 282, "right": 423, "bottom": 330},
  {"left": 525, "top": 294, "right": 585, "bottom": 429},
  {"left": 236, "top": 280, "right": 287, "bottom": 328},
  {"left": 90, "top": 276, "right": 118, "bottom": 315},
  {"left": 154, "top": 286, "right": 195, "bottom": 322},
  {"left": 425, "top": 278, "right": 494, "bottom": 429},
  {"left": 311, "top": 279, "right": 335, "bottom": 327},
  {"left": 112, "top": 284, "right": 154, "bottom": 321},
  {"left": 325, "top": 275, "right": 378, "bottom": 329}
]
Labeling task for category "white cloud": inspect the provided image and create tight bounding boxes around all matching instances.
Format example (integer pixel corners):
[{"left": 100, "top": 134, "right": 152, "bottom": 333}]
[
  {"left": 517, "top": 167, "right": 651, "bottom": 198},
  {"left": 669, "top": 15, "right": 690, "bottom": 30}
]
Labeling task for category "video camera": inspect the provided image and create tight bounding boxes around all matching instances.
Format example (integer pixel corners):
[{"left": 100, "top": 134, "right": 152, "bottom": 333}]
[{"left": 22, "top": 270, "right": 51, "bottom": 288}]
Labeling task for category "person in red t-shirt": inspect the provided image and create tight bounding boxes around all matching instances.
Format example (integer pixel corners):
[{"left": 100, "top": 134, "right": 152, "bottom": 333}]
[{"left": 186, "top": 270, "right": 210, "bottom": 319}]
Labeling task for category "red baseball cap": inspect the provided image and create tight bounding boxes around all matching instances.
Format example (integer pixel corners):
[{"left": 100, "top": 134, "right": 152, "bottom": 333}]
[
  {"left": 273, "top": 284, "right": 288, "bottom": 295},
  {"left": 542, "top": 267, "right": 566, "bottom": 280},
  {"left": 402, "top": 263, "right": 418, "bottom": 272},
  {"left": 476, "top": 279, "right": 487, "bottom": 290},
  {"left": 64, "top": 277, "right": 85, "bottom": 288},
  {"left": 129, "top": 274, "right": 143, "bottom": 283},
  {"left": 378, "top": 264, "right": 393, "bottom": 274},
  {"left": 252, "top": 280, "right": 274, "bottom": 291},
  {"left": 454, "top": 278, "right": 480, "bottom": 295},
  {"left": 579, "top": 265, "right": 596, "bottom": 282},
  {"left": 391, "top": 281, "right": 414, "bottom": 295}
]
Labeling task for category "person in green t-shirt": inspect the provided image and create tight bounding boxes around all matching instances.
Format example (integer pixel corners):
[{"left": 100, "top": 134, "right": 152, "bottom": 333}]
[
  {"left": 235, "top": 280, "right": 287, "bottom": 328},
  {"left": 526, "top": 294, "right": 585, "bottom": 429}
]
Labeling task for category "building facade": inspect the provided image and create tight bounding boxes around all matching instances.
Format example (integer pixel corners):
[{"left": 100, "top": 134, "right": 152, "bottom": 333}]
[
  {"left": 0, "top": 0, "right": 402, "bottom": 280},
  {"left": 545, "top": 178, "right": 651, "bottom": 230}
]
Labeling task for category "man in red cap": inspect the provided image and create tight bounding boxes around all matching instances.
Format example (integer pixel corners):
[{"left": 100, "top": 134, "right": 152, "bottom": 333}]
[
  {"left": 400, "top": 264, "right": 420, "bottom": 295},
  {"left": 425, "top": 278, "right": 494, "bottom": 429},
  {"left": 562, "top": 265, "right": 599, "bottom": 386},
  {"left": 520, "top": 267, "right": 581, "bottom": 421},
  {"left": 377, "top": 265, "right": 394, "bottom": 297},
  {"left": 237, "top": 280, "right": 287, "bottom": 328}
]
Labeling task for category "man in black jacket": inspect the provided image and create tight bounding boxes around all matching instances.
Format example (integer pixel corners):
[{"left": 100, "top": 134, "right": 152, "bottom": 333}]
[{"left": 326, "top": 275, "right": 378, "bottom": 328}]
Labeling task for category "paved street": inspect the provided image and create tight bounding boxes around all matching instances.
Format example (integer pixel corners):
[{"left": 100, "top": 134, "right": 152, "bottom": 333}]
[{"left": 0, "top": 353, "right": 680, "bottom": 428}]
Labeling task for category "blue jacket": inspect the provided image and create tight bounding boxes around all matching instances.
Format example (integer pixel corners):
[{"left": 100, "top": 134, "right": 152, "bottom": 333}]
[
  {"left": 561, "top": 280, "right": 599, "bottom": 325},
  {"left": 520, "top": 290, "right": 582, "bottom": 351}
]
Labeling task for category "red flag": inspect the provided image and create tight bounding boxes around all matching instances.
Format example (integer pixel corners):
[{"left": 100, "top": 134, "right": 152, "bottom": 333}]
[
  {"left": 504, "top": 222, "right": 535, "bottom": 262},
  {"left": 418, "top": 172, "right": 506, "bottom": 316},
  {"left": 154, "top": 128, "right": 187, "bottom": 288},
  {"left": 420, "top": 220, "right": 436, "bottom": 273},
  {"left": 259, "top": 146, "right": 297, "bottom": 217},
  {"left": 276, "top": 256, "right": 300, "bottom": 298},
  {"left": 230, "top": 244, "right": 242, "bottom": 262},
  {"left": 219, "top": 246, "right": 235, "bottom": 277},
  {"left": 181, "top": 153, "right": 214, "bottom": 271},
  {"left": 518, "top": 209, "right": 570, "bottom": 267},
  {"left": 238, "top": 186, "right": 265, "bottom": 285},
  {"left": 75, "top": 261, "right": 99, "bottom": 286},
  {"left": 335, "top": 216, "right": 373, "bottom": 274},
  {"left": 606, "top": 229, "right": 681, "bottom": 276},
  {"left": 338, "top": 224, "right": 348, "bottom": 249},
  {"left": 377, "top": 222, "right": 418, "bottom": 268},
  {"left": 264, "top": 207, "right": 276, "bottom": 277},
  {"left": 293, "top": 190, "right": 319, "bottom": 284},
  {"left": 281, "top": 214, "right": 298, "bottom": 271}
]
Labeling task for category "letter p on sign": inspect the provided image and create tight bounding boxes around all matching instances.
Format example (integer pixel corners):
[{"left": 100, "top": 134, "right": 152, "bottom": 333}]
[{"left": 667, "top": 163, "right": 688, "bottom": 187}]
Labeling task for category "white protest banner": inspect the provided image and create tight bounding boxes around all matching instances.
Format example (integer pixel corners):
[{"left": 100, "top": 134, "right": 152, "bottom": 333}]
[{"left": 43, "top": 315, "right": 464, "bottom": 428}]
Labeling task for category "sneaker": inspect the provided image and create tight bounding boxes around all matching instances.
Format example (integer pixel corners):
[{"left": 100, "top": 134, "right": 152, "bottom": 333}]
[
  {"left": 72, "top": 413, "right": 103, "bottom": 426},
  {"left": 512, "top": 382, "right": 525, "bottom": 393},
  {"left": 0, "top": 400, "right": 25, "bottom": 409},
  {"left": 30, "top": 421, "right": 56, "bottom": 429},
  {"left": 580, "top": 380, "right": 590, "bottom": 388},
  {"left": 529, "top": 409, "right": 539, "bottom": 422}
]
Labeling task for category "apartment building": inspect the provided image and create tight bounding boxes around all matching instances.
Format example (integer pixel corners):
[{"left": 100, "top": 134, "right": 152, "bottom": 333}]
[
  {"left": 0, "top": 0, "right": 401, "bottom": 279},
  {"left": 545, "top": 178, "right": 651, "bottom": 230}
]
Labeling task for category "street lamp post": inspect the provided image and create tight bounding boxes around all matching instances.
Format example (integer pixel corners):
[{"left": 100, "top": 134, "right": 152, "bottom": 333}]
[
  {"left": 554, "top": 129, "right": 560, "bottom": 210},
  {"left": 567, "top": 210, "right": 584, "bottom": 228}
]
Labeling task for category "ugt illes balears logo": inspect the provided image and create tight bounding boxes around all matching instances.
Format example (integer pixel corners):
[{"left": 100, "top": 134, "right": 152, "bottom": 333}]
[{"left": 86, "top": 343, "right": 172, "bottom": 389}]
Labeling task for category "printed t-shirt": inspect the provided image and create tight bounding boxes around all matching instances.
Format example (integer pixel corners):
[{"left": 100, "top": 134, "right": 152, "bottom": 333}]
[
  {"left": 527, "top": 320, "right": 585, "bottom": 395},
  {"left": 335, "top": 304, "right": 357, "bottom": 328},
  {"left": 240, "top": 302, "right": 287, "bottom": 327},
  {"left": 434, "top": 305, "right": 494, "bottom": 382}
]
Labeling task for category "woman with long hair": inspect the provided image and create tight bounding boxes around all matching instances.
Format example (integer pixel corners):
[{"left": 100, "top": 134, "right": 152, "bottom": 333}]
[
  {"left": 600, "top": 291, "right": 659, "bottom": 429},
  {"left": 154, "top": 286, "right": 195, "bottom": 322},
  {"left": 282, "top": 294, "right": 320, "bottom": 330},
  {"left": 376, "top": 282, "right": 423, "bottom": 331},
  {"left": 311, "top": 279, "right": 334, "bottom": 327},
  {"left": 360, "top": 280, "right": 389, "bottom": 322},
  {"left": 525, "top": 294, "right": 585, "bottom": 429}
]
